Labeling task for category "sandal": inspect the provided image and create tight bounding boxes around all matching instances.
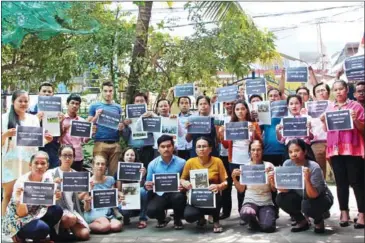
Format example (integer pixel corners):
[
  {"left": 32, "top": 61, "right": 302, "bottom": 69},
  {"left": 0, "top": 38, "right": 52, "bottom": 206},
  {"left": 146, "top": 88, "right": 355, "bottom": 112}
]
[
  {"left": 174, "top": 219, "right": 184, "bottom": 230},
  {"left": 155, "top": 216, "right": 171, "bottom": 228},
  {"left": 213, "top": 224, "right": 223, "bottom": 233},
  {"left": 339, "top": 211, "right": 350, "bottom": 227},
  {"left": 137, "top": 221, "right": 147, "bottom": 229}
]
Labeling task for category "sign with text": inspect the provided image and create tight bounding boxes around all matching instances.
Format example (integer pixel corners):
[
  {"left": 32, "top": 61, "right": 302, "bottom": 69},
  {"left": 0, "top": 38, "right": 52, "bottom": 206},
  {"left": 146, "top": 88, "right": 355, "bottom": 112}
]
[
  {"left": 271, "top": 100, "right": 288, "bottom": 118},
  {"left": 325, "top": 110, "right": 353, "bottom": 131},
  {"left": 16, "top": 126, "right": 44, "bottom": 147},
  {"left": 305, "top": 100, "right": 329, "bottom": 118},
  {"left": 286, "top": 67, "right": 308, "bottom": 83},
  {"left": 282, "top": 117, "right": 308, "bottom": 137},
  {"left": 22, "top": 182, "right": 55, "bottom": 206},
  {"left": 70, "top": 120, "right": 92, "bottom": 138},
  {"left": 189, "top": 189, "right": 216, "bottom": 208},
  {"left": 245, "top": 78, "right": 267, "bottom": 96},
  {"left": 217, "top": 85, "right": 238, "bottom": 102},
  {"left": 224, "top": 121, "right": 249, "bottom": 140},
  {"left": 126, "top": 104, "right": 147, "bottom": 119},
  {"left": 344, "top": 55, "right": 365, "bottom": 82},
  {"left": 275, "top": 166, "right": 304, "bottom": 189},
  {"left": 61, "top": 172, "right": 90, "bottom": 192},
  {"left": 174, "top": 83, "right": 195, "bottom": 97},
  {"left": 92, "top": 189, "right": 118, "bottom": 209},
  {"left": 187, "top": 116, "right": 211, "bottom": 134},
  {"left": 153, "top": 173, "right": 179, "bottom": 193},
  {"left": 239, "top": 164, "right": 267, "bottom": 185},
  {"left": 117, "top": 162, "right": 143, "bottom": 181},
  {"left": 96, "top": 110, "right": 121, "bottom": 130},
  {"left": 38, "top": 96, "right": 62, "bottom": 112},
  {"left": 142, "top": 117, "right": 162, "bottom": 133}
]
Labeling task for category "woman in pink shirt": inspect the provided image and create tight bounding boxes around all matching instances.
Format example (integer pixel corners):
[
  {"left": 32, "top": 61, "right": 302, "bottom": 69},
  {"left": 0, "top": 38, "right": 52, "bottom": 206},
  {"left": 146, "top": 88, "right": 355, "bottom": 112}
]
[{"left": 320, "top": 80, "right": 364, "bottom": 229}]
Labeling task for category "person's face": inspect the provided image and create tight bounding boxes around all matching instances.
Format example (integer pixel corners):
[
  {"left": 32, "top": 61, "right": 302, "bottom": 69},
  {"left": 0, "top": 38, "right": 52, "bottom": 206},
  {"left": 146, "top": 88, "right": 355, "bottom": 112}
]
[
  {"left": 250, "top": 97, "right": 262, "bottom": 104},
  {"left": 235, "top": 103, "right": 248, "bottom": 121},
  {"left": 67, "top": 100, "right": 80, "bottom": 114},
  {"left": 134, "top": 96, "right": 146, "bottom": 104},
  {"left": 250, "top": 141, "right": 263, "bottom": 162},
  {"left": 239, "top": 87, "right": 246, "bottom": 99},
  {"left": 223, "top": 102, "right": 234, "bottom": 115},
  {"left": 158, "top": 140, "right": 174, "bottom": 158},
  {"left": 288, "top": 143, "right": 306, "bottom": 162},
  {"left": 59, "top": 147, "right": 74, "bottom": 167},
  {"left": 314, "top": 84, "right": 329, "bottom": 101},
  {"left": 30, "top": 155, "right": 49, "bottom": 175},
  {"left": 93, "top": 156, "right": 107, "bottom": 174},
  {"left": 178, "top": 98, "right": 191, "bottom": 113},
  {"left": 288, "top": 97, "right": 302, "bottom": 115},
  {"left": 13, "top": 93, "right": 29, "bottom": 114},
  {"left": 157, "top": 101, "right": 170, "bottom": 116},
  {"left": 102, "top": 86, "right": 114, "bottom": 102},
  {"left": 123, "top": 149, "right": 136, "bottom": 162},
  {"left": 333, "top": 82, "right": 348, "bottom": 102},
  {"left": 39, "top": 86, "right": 54, "bottom": 96},
  {"left": 296, "top": 89, "right": 310, "bottom": 102},
  {"left": 268, "top": 90, "right": 281, "bottom": 102},
  {"left": 354, "top": 84, "right": 365, "bottom": 103},
  {"left": 196, "top": 139, "right": 212, "bottom": 157},
  {"left": 198, "top": 98, "right": 210, "bottom": 115}
]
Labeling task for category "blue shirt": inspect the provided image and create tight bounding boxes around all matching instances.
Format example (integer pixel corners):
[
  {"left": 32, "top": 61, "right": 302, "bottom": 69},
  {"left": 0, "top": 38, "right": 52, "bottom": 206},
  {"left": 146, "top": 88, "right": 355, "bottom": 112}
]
[
  {"left": 89, "top": 102, "right": 122, "bottom": 142},
  {"left": 146, "top": 155, "right": 186, "bottom": 182},
  {"left": 261, "top": 117, "right": 285, "bottom": 155}
]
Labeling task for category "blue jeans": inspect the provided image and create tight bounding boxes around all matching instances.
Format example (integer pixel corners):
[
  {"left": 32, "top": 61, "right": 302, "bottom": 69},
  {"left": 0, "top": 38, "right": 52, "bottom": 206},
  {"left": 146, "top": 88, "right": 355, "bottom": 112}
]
[{"left": 118, "top": 187, "right": 148, "bottom": 221}]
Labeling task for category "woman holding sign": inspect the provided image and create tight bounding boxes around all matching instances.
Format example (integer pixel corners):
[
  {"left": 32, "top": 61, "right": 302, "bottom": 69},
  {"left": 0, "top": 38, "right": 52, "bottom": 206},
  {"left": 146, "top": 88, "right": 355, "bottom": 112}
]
[
  {"left": 181, "top": 136, "right": 228, "bottom": 233},
  {"left": 320, "top": 80, "right": 365, "bottom": 228},
  {"left": 2, "top": 151, "right": 63, "bottom": 243},
  {"left": 1, "top": 90, "right": 53, "bottom": 216},
  {"left": 231, "top": 140, "right": 276, "bottom": 233},
  {"left": 269, "top": 139, "right": 333, "bottom": 233},
  {"left": 45, "top": 145, "right": 90, "bottom": 241}
]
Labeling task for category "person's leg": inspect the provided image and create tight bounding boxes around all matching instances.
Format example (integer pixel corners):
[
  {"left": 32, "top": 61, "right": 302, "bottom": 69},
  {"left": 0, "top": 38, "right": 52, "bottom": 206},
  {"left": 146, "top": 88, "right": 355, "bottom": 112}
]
[
  {"left": 184, "top": 205, "right": 203, "bottom": 223},
  {"left": 302, "top": 191, "right": 333, "bottom": 225},
  {"left": 40, "top": 205, "right": 63, "bottom": 227},
  {"left": 229, "top": 163, "right": 244, "bottom": 213},
  {"left": 71, "top": 223, "right": 90, "bottom": 241},
  {"left": 311, "top": 143, "right": 327, "bottom": 178},
  {"left": 276, "top": 191, "right": 305, "bottom": 223},
  {"left": 169, "top": 192, "right": 187, "bottom": 221},
  {"left": 139, "top": 187, "right": 149, "bottom": 222},
  {"left": 239, "top": 203, "right": 259, "bottom": 229},
  {"left": 1, "top": 180, "right": 15, "bottom": 216},
  {"left": 110, "top": 218, "right": 123, "bottom": 232},
  {"left": 146, "top": 194, "right": 168, "bottom": 222},
  {"left": 219, "top": 156, "right": 232, "bottom": 218},
  {"left": 89, "top": 217, "right": 111, "bottom": 233},
  {"left": 107, "top": 143, "right": 122, "bottom": 176},
  {"left": 60, "top": 212, "right": 78, "bottom": 229},
  {"left": 17, "top": 219, "right": 50, "bottom": 241},
  {"left": 258, "top": 205, "right": 276, "bottom": 233},
  {"left": 212, "top": 193, "right": 222, "bottom": 223}
]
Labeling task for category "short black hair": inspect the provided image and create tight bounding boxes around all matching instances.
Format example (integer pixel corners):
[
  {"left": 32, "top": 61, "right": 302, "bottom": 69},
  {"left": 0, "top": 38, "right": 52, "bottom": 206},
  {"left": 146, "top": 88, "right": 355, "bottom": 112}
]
[
  {"left": 38, "top": 82, "right": 53, "bottom": 92},
  {"left": 134, "top": 93, "right": 148, "bottom": 104},
  {"left": 249, "top": 94, "right": 263, "bottom": 103},
  {"left": 267, "top": 88, "right": 282, "bottom": 97},
  {"left": 356, "top": 81, "right": 365, "bottom": 87},
  {"left": 313, "top": 82, "right": 330, "bottom": 97},
  {"left": 102, "top": 81, "right": 114, "bottom": 88},
  {"left": 178, "top": 96, "right": 191, "bottom": 105},
  {"left": 58, "top": 144, "right": 76, "bottom": 157},
  {"left": 333, "top": 80, "right": 348, "bottom": 90},
  {"left": 287, "top": 138, "right": 307, "bottom": 153},
  {"left": 66, "top": 93, "right": 82, "bottom": 104},
  {"left": 120, "top": 147, "right": 139, "bottom": 162},
  {"left": 287, "top": 94, "right": 303, "bottom": 105},
  {"left": 195, "top": 136, "right": 213, "bottom": 148},
  {"left": 157, "top": 135, "right": 174, "bottom": 147},
  {"left": 196, "top": 95, "right": 211, "bottom": 107},
  {"left": 296, "top": 86, "right": 310, "bottom": 95}
]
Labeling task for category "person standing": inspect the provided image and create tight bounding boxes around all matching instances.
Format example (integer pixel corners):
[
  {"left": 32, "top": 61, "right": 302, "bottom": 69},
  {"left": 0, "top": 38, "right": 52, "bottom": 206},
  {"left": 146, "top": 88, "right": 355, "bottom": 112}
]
[
  {"left": 354, "top": 81, "right": 365, "bottom": 108},
  {"left": 176, "top": 96, "right": 193, "bottom": 161}
]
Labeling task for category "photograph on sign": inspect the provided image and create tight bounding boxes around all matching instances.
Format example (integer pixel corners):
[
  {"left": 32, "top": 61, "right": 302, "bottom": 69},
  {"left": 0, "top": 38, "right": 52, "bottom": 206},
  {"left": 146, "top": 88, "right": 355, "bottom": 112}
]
[
  {"left": 16, "top": 126, "right": 44, "bottom": 147},
  {"left": 142, "top": 117, "right": 162, "bottom": 133},
  {"left": 305, "top": 101, "right": 329, "bottom": 118},
  {"left": 252, "top": 101, "right": 271, "bottom": 125},
  {"left": 217, "top": 85, "right": 238, "bottom": 102},
  {"left": 189, "top": 189, "right": 216, "bottom": 208},
  {"left": 239, "top": 164, "right": 267, "bottom": 185},
  {"left": 161, "top": 117, "right": 178, "bottom": 142},
  {"left": 121, "top": 183, "right": 141, "bottom": 210},
  {"left": 22, "top": 181, "right": 55, "bottom": 206},
  {"left": 274, "top": 166, "right": 304, "bottom": 190},
  {"left": 187, "top": 116, "right": 211, "bottom": 134},
  {"left": 42, "top": 112, "right": 60, "bottom": 137},
  {"left": 92, "top": 188, "right": 118, "bottom": 209},
  {"left": 96, "top": 110, "right": 121, "bottom": 130},
  {"left": 153, "top": 173, "right": 180, "bottom": 193},
  {"left": 61, "top": 172, "right": 90, "bottom": 192},
  {"left": 126, "top": 104, "right": 147, "bottom": 119},
  {"left": 174, "top": 83, "right": 195, "bottom": 97},
  {"left": 130, "top": 118, "right": 148, "bottom": 140},
  {"left": 70, "top": 120, "right": 93, "bottom": 138},
  {"left": 325, "top": 110, "right": 354, "bottom": 131},
  {"left": 282, "top": 117, "right": 308, "bottom": 137},
  {"left": 190, "top": 169, "right": 209, "bottom": 189},
  {"left": 117, "top": 162, "right": 143, "bottom": 181}
]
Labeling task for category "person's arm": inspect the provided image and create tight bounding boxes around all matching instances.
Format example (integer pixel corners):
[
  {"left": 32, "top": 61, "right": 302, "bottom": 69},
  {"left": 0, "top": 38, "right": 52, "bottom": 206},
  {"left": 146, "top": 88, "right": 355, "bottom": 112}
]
[
  {"left": 275, "top": 123, "right": 284, "bottom": 143},
  {"left": 231, "top": 169, "right": 246, "bottom": 193},
  {"left": 1, "top": 129, "right": 16, "bottom": 147},
  {"left": 279, "top": 68, "right": 287, "bottom": 100},
  {"left": 14, "top": 188, "right": 28, "bottom": 217},
  {"left": 308, "top": 66, "right": 318, "bottom": 86},
  {"left": 121, "top": 126, "right": 132, "bottom": 143},
  {"left": 303, "top": 167, "right": 319, "bottom": 199}
]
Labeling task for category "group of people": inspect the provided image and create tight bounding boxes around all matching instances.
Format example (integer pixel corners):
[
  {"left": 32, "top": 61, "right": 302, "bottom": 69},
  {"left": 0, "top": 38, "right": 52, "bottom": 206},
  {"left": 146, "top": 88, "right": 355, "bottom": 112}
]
[{"left": 1, "top": 73, "right": 364, "bottom": 242}]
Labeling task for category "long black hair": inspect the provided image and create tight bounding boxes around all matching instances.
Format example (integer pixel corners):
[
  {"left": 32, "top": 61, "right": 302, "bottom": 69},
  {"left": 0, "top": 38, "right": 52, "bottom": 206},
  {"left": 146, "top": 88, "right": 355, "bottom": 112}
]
[{"left": 8, "top": 90, "right": 28, "bottom": 130}]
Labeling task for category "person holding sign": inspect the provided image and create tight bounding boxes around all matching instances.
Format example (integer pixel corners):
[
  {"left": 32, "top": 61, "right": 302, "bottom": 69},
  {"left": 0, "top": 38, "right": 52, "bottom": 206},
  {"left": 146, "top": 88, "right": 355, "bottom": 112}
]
[
  {"left": 144, "top": 135, "right": 187, "bottom": 230},
  {"left": 2, "top": 151, "right": 63, "bottom": 243},
  {"left": 231, "top": 140, "right": 276, "bottom": 233},
  {"left": 181, "top": 136, "right": 228, "bottom": 233},
  {"left": 269, "top": 139, "right": 333, "bottom": 233},
  {"left": 82, "top": 155, "right": 123, "bottom": 233},
  {"left": 45, "top": 145, "right": 90, "bottom": 241},
  {"left": 320, "top": 80, "right": 365, "bottom": 228},
  {"left": 176, "top": 96, "right": 193, "bottom": 161},
  {"left": 1, "top": 90, "right": 53, "bottom": 216},
  {"left": 114, "top": 148, "right": 149, "bottom": 229}
]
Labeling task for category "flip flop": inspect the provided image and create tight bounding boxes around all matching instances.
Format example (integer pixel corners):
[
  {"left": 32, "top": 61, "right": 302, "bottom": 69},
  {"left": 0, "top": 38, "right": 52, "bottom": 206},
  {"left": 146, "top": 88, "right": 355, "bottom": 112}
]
[
  {"left": 174, "top": 220, "right": 184, "bottom": 230},
  {"left": 213, "top": 225, "right": 223, "bottom": 233},
  {"left": 155, "top": 216, "right": 171, "bottom": 228},
  {"left": 137, "top": 221, "right": 147, "bottom": 229}
]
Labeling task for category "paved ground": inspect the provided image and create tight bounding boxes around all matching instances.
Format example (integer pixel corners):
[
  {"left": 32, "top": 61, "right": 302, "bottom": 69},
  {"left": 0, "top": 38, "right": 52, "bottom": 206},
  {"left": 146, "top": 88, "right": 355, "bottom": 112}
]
[{"left": 2, "top": 185, "right": 363, "bottom": 243}]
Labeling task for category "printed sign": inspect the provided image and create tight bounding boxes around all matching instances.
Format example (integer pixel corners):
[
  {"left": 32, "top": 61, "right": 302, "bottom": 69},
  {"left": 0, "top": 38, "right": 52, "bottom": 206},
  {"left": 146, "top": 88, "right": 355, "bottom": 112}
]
[
  {"left": 162, "top": 117, "right": 178, "bottom": 141},
  {"left": 239, "top": 164, "right": 267, "bottom": 185},
  {"left": 286, "top": 67, "right": 308, "bottom": 83},
  {"left": 275, "top": 166, "right": 304, "bottom": 189},
  {"left": 142, "top": 117, "right": 162, "bottom": 133},
  {"left": 245, "top": 78, "right": 267, "bottom": 96},
  {"left": 126, "top": 104, "right": 147, "bottom": 119},
  {"left": 96, "top": 110, "right": 121, "bottom": 130},
  {"left": 252, "top": 101, "right": 271, "bottom": 125},
  {"left": 70, "top": 120, "right": 92, "bottom": 138},
  {"left": 187, "top": 116, "right": 211, "bottom": 134},
  {"left": 22, "top": 182, "right": 55, "bottom": 206},
  {"left": 42, "top": 112, "right": 60, "bottom": 136},
  {"left": 271, "top": 100, "right": 288, "bottom": 118},
  {"left": 121, "top": 183, "right": 140, "bottom": 210},
  {"left": 305, "top": 101, "right": 329, "bottom": 118},
  {"left": 282, "top": 117, "right": 308, "bottom": 137},
  {"left": 117, "top": 162, "right": 143, "bottom": 181},
  {"left": 174, "top": 83, "right": 195, "bottom": 97},
  {"left": 153, "top": 173, "right": 180, "bottom": 193},
  {"left": 224, "top": 121, "right": 249, "bottom": 140},
  {"left": 217, "top": 85, "right": 238, "bottom": 102},
  {"left": 130, "top": 118, "right": 148, "bottom": 140},
  {"left": 325, "top": 110, "right": 353, "bottom": 131},
  {"left": 16, "top": 126, "right": 44, "bottom": 147},
  {"left": 190, "top": 169, "right": 209, "bottom": 189},
  {"left": 189, "top": 189, "right": 216, "bottom": 208},
  {"left": 92, "top": 189, "right": 118, "bottom": 209},
  {"left": 344, "top": 55, "right": 365, "bottom": 82},
  {"left": 38, "top": 96, "right": 62, "bottom": 112},
  {"left": 61, "top": 172, "right": 90, "bottom": 192}
]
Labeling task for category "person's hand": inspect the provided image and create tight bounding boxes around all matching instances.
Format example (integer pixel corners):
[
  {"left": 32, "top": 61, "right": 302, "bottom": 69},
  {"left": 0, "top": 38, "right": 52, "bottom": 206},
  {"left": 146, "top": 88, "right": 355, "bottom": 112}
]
[
  {"left": 231, "top": 169, "right": 241, "bottom": 178},
  {"left": 58, "top": 113, "right": 65, "bottom": 123},
  {"left": 4, "top": 128, "right": 16, "bottom": 138},
  {"left": 248, "top": 124, "right": 256, "bottom": 132},
  {"left": 184, "top": 121, "right": 191, "bottom": 129},
  {"left": 123, "top": 119, "right": 132, "bottom": 126},
  {"left": 265, "top": 166, "right": 274, "bottom": 173},
  {"left": 44, "top": 133, "right": 53, "bottom": 143},
  {"left": 251, "top": 110, "right": 258, "bottom": 121},
  {"left": 55, "top": 190, "right": 62, "bottom": 201},
  {"left": 211, "top": 94, "right": 218, "bottom": 104},
  {"left": 181, "top": 180, "right": 192, "bottom": 190},
  {"left": 36, "top": 112, "right": 44, "bottom": 121},
  {"left": 142, "top": 111, "right": 153, "bottom": 118},
  {"left": 54, "top": 177, "right": 62, "bottom": 184},
  {"left": 62, "top": 124, "right": 71, "bottom": 135},
  {"left": 140, "top": 167, "right": 146, "bottom": 177},
  {"left": 118, "top": 192, "right": 125, "bottom": 202},
  {"left": 83, "top": 194, "right": 92, "bottom": 205},
  {"left": 303, "top": 167, "right": 311, "bottom": 182},
  {"left": 320, "top": 113, "right": 326, "bottom": 123},
  {"left": 268, "top": 171, "right": 275, "bottom": 187},
  {"left": 300, "top": 108, "right": 308, "bottom": 115},
  {"left": 90, "top": 181, "right": 95, "bottom": 190},
  {"left": 95, "top": 109, "right": 103, "bottom": 119},
  {"left": 276, "top": 124, "right": 283, "bottom": 132},
  {"left": 145, "top": 181, "right": 154, "bottom": 191},
  {"left": 306, "top": 121, "right": 312, "bottom": 130},
  {"left": 178, "top": 184, "right": 184, "bottom": 192},
  {"left": 92, "top": 124, "right": 97, "bottom": 135},
  {"left": 118, "top": 122, "right": 125, "bottom": 131},
  {"left": 350, "top": 109, "right": 357, "bottom": 122},
  {"left": 169, "top": 114, "right": 177, "bottom": 119},
  {"left": 208, "top": 184, "right": 219, "bottom": 193},
  {"left": 15, "top": 187, "right": 23, "bottom": 202},
  {"left": 218, "top": 126, "right": 225, "bottom": 137}
]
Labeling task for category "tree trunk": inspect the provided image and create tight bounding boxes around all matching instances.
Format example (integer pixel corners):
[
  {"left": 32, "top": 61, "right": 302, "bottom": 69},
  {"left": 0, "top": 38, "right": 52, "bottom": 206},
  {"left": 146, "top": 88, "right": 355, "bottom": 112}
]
[{"left": 126, "top": 1, "right": 153, "bottom": 104}]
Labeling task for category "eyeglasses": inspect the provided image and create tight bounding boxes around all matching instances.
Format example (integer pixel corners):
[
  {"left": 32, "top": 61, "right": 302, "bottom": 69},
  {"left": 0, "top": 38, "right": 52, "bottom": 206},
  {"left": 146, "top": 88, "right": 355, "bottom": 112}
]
[
  {"left": 61, "top": 154, "right": 73, "bottom": 159},
  {"left": 356, "top": 90, "right": 365, "bottom": 95},
  {"left": 315, "top": 89, "right": 328, "bottom": 94}
]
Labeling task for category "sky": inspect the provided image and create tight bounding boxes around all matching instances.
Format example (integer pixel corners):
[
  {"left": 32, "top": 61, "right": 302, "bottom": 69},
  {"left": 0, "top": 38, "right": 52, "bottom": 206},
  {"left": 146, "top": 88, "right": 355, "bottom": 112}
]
[{"left": 114, "top": 2, "right": 364, "bottom": 61}]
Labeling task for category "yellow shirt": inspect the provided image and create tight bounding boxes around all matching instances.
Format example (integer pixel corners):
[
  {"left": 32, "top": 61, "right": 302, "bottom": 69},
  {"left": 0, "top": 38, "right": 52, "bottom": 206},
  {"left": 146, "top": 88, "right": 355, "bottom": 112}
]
[{"left": 181, "top": 156, "right": 227, "bottom": 184}]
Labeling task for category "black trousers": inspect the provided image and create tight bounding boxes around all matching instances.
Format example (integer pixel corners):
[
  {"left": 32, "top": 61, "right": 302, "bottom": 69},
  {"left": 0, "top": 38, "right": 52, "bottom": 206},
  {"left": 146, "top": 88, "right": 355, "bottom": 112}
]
[
  {"left": 331, "top": 155, "right": 365, "bottom": 213},
  {"left": 276, "top": 190, "right": 333, "bottom": 224},
  {"left": 146, "top": 192, "right": 187, "bottom": 222},
  {"left": 177, "top": 150, "right": 191, "bottom": 161},
  {"left": 220, "top": 156, "right": 232, "bottom": 216},
  {"left": 184, "top": 193, "right": 222, "bottom": 223},
  {"left": 136, "top": 146, "right": 155, "bottom": 169},
  {"left": 229, "top": 163, "right": 245, "bottom": 212}
]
